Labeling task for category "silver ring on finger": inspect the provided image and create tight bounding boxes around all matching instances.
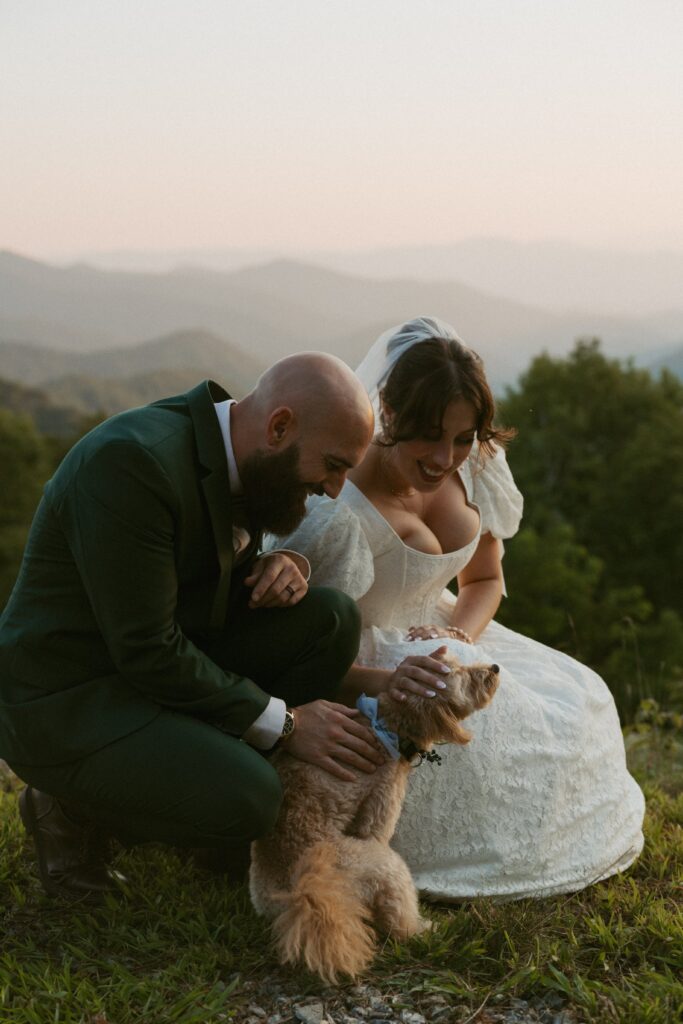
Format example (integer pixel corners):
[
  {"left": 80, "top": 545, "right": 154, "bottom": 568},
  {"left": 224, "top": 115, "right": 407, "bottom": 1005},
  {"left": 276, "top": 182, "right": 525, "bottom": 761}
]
[{"left": 285, "top": 584, "right": 296, "bottom": 597}]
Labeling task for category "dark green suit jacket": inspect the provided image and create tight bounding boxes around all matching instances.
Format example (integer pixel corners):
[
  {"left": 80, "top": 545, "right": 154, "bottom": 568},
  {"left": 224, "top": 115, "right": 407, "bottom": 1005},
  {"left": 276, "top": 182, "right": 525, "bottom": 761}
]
[{"left": 0, "top": 380, "right": 270, "bottom": 766}]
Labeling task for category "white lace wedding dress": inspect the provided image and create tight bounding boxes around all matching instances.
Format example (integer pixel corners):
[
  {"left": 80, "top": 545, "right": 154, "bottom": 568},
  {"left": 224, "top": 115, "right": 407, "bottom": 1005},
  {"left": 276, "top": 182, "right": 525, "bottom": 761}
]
[{"left": 281, "top": 452, "right": 645, "bottom": 900}]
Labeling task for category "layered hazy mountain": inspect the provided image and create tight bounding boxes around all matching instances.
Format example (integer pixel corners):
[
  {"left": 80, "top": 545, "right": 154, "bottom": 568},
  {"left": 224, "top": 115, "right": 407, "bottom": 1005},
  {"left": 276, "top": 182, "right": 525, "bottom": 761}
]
[
  {"left": 78, "top": 239, "right": 683, "bottom": 318},
  {"left": 316, "top": 240, "right": 683, "bottom": 318},
  {"left": 1, "top": 248, "right": 681, "bottom": 426},
  {"left": 0, "top": 328, "right": 266, "bottom": 419},
  {"left": 0, "top": 377, "right": 85, "bottom": 437}
]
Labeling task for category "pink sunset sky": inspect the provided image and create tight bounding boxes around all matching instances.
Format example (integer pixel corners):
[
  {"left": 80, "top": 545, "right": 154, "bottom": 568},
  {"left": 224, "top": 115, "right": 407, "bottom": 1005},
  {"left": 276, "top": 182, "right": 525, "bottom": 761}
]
[{"left": 2, "top": 0, "right": 682, "bottom": 260}]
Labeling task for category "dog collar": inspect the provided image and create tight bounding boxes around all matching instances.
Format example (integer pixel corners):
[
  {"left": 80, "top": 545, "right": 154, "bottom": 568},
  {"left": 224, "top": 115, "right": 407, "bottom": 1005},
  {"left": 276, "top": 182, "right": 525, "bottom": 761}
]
[{"left": 355, "top": 694, "right": 443, "bottom": 767}]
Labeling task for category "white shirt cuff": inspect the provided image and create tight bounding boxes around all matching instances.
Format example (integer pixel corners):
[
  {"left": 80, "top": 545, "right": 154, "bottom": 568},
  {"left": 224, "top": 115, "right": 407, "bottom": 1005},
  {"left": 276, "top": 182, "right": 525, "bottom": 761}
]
[
  {"left": 255, "top": 548, "right": 311, "bottom": 581},
  {"left": 242, "top": 696, "right": 287, "bottom": 750}
]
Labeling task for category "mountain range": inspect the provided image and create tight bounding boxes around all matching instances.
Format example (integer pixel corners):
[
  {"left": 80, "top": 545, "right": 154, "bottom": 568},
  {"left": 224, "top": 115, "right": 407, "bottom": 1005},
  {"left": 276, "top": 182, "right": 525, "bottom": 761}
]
[
  {"left": 77, "top": 239, "right": 683, "bottom": 318},
  {"left": 0, "top": 378, "right": 85, "bottom": 437},
  {"left": 0, "top": 328, "right": 263, "bottom": 393},
  {"left": 0, "top": 250, "right": 681, "bottom": 423},
  {"left": 316, "top": 239, "right": 683, "bottom": 318}
]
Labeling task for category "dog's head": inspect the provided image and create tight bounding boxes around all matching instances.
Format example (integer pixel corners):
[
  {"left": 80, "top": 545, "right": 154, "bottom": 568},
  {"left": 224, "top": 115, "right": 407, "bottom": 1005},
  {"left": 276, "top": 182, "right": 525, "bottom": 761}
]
[{"left": 379, "top": 651, "right": 500, "bottom": 749}]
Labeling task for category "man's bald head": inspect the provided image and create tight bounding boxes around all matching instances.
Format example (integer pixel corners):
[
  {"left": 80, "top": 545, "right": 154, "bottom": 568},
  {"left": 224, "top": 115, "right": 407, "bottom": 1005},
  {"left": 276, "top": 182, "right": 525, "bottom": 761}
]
[
  {"left": 231, "top": 351, "right": 374, "bottom": 509},
  {"left": 253, "top": 352, "right": 373, "bottom": 440}
]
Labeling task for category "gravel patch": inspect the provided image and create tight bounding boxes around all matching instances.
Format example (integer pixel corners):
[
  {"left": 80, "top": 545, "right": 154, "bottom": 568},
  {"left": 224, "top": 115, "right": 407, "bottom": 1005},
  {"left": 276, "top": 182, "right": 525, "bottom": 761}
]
[{"left": 230, "top": 978, "right": 580, "bottom": 1024}]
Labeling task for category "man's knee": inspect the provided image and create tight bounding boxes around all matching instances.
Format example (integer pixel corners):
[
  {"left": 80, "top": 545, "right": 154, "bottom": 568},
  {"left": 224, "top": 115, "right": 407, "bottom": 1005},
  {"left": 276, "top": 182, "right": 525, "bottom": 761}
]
[
  {"left": 306, "top": 586, "right": 361, "bottom": 659},
  {"left": 240, "top": 767, "right": 283, "bottom": 838},
  {"left": 211, "top": 761, "right": 283, "bottom": 842}
]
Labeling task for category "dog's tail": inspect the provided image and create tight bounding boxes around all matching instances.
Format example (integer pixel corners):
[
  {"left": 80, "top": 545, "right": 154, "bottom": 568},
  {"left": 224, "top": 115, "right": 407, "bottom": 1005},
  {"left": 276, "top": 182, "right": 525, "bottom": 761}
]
[{"left": 271, "top": 841, "right": 375, "bottom": 983}]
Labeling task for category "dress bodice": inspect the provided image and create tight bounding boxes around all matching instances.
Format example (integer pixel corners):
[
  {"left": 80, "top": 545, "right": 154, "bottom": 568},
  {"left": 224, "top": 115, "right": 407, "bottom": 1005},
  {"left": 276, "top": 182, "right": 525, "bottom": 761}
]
[
  {"left": 278, "top": 444, "right": 524, "bottom": 633},
  {"left": 339, "top": 480, "right": 480, "bottom": 629}
]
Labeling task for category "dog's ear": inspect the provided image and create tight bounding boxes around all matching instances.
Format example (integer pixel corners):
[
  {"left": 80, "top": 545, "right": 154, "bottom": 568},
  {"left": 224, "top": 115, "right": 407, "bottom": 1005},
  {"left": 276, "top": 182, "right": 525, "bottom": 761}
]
[
  {"left": 431, "top": 702, "right": 472, "bottom": 745},
  {"left": 385, "top": 686, "right": 473, "bottom": 747},
  {"left": 443, "top": 715, "right": 472, "bottom": 745}
]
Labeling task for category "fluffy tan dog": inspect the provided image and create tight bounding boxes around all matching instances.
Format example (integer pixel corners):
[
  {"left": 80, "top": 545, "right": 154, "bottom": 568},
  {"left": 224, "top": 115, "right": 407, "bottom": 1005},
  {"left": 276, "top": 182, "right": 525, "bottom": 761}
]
[{"left": 249, "top": 653, "right": 500, "bottom": 983}]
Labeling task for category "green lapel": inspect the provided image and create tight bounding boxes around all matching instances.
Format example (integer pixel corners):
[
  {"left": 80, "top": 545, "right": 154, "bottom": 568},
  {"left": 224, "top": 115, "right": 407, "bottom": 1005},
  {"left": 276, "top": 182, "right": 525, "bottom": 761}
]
[{"left": 185, "top": 380, "right": 236, "bottom": 628}]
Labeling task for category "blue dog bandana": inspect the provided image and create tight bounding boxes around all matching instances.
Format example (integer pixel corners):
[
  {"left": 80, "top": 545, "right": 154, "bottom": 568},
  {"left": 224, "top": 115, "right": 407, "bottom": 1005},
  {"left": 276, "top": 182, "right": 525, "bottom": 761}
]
[
  {"left": 355, "top": 693, "right": 445, "bottom": 768},
  {"left": 356, "top": 693, "right": 401, "bottom": 761}
]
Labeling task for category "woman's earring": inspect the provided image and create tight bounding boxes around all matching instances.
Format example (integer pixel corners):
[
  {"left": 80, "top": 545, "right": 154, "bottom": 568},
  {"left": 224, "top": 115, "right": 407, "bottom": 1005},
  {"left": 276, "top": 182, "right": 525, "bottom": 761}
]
[{"left": 379, "top": 399, "right": 394, "bottom": 444}]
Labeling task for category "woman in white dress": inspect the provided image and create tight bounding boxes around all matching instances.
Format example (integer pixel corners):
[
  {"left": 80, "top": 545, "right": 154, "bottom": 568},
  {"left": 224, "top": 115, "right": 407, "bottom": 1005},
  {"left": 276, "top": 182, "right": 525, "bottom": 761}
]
[{"left": 280, "top": 317, "right": 645, "bottom": 900}]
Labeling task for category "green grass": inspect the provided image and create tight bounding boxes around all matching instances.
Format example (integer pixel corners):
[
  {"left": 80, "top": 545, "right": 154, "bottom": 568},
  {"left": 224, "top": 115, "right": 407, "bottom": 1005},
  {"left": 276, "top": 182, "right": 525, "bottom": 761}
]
[{"left": 1, "top": 726, "right": 681, "bottom": 1024}]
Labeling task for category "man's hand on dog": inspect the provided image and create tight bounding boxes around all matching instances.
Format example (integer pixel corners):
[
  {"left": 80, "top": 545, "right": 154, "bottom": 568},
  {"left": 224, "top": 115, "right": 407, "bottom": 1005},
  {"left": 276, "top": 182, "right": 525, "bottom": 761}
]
[
  {"left": 385, "top": 645, "right": 452, "bottom": 703},
  {"left": 284, "top": 700, "right": 386, "bottom": 782},
  {"left": 245, "top": 553, "right": 308, "bottom": 609}
]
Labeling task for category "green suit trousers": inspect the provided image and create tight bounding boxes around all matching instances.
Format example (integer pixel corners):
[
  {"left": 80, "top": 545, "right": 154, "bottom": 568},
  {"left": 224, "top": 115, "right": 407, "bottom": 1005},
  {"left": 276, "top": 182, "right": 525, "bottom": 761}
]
[{"left": 9, "top": 586, "right": 360, "bottom": 850}]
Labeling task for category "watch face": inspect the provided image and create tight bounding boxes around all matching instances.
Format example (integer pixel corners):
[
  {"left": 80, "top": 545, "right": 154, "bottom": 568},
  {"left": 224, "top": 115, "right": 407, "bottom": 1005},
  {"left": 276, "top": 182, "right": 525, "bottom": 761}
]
[{"left": 282, "top": 710, "right": 295, "bottom": 737}]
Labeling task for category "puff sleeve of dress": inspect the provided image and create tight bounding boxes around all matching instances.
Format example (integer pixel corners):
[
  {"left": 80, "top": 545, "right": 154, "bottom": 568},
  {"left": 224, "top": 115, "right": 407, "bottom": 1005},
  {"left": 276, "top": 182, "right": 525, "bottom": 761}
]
[
  {"left": 460, "top": 443, "right": 524, "bottom": 540},
  {"left": 273, "top": 496, "right": 375, "bottom": 601}
]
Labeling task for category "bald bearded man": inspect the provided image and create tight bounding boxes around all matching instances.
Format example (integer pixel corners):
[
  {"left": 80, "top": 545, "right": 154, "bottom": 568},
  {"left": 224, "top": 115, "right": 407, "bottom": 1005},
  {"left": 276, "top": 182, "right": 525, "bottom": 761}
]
[{"left": 0, "top": 356, "right": 377, "bottom": 899}]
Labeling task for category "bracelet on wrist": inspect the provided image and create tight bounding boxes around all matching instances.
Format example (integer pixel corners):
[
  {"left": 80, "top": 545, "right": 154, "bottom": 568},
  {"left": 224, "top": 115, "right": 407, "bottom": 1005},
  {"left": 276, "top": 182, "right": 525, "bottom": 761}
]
[{"left": 446, "top": 625, "right": 473, "bottom": 644}]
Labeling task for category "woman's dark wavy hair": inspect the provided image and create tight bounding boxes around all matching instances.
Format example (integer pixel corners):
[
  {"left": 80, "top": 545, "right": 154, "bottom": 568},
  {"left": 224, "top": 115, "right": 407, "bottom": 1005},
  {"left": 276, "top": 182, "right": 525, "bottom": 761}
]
[{"left": 378, "top": 337, "right": 516, "bottom": 458}]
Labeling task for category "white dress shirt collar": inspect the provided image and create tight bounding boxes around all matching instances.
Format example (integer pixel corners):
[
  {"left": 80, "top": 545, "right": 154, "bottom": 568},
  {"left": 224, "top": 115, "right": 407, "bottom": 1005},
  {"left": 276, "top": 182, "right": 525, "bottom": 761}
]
[{"left": 213, "top": 399, "right": 242, "bottom": 495}]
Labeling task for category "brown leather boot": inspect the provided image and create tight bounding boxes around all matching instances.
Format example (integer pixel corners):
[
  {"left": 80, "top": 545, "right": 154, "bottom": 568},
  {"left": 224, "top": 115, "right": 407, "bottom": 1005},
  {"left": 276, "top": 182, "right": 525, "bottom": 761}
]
[{"left": 19, "top": 786, "right": 127, "bottom": 899}]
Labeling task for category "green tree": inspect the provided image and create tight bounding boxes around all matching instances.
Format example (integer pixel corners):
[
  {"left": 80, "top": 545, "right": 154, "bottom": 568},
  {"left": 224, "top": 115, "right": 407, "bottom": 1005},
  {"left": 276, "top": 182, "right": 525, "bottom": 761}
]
[
  {"left": 499, "top": 340, "right": 683, "bottom": 610},
  {"left": 496, "top": 523, "right": 646, "bottom": 654},
  {"left": 0, "top": 410, "right": 51, "bottom": 607},
  {"left": 0, "top": 408, "right": 104, "bottom": 611},
  {"left": 496, "top": 522, "right": 682, "bottom": 720},
  {"left": 497, "top": 340, "right": 683, "bottom": 718}
]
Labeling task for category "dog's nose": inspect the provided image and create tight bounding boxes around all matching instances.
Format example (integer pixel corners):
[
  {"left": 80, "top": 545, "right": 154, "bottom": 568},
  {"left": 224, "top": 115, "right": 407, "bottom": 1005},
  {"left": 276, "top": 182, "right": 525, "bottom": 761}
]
[{"left": 490, "top": 664, "right": 500, "bottom": 674}]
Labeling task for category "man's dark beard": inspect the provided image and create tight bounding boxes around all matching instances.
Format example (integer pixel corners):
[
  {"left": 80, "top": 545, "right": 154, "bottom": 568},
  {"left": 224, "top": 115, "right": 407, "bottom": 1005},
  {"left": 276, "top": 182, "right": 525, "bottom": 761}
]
[{"left": 239, "top": 442, "right": 316, "bottom": 537}]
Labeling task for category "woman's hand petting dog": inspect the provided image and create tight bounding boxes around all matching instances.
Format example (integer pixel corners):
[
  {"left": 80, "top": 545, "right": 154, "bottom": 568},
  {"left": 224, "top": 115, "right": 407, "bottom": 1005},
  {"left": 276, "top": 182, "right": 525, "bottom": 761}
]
[
  {"left": 245, "top": 552, "right": 308, "bottom": 609},
  {"left": 384, "top": 645, "right": 452, "bottom": 703},
  {"left": 283, "top": 700, "right": 386, "bottom": 782}
]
